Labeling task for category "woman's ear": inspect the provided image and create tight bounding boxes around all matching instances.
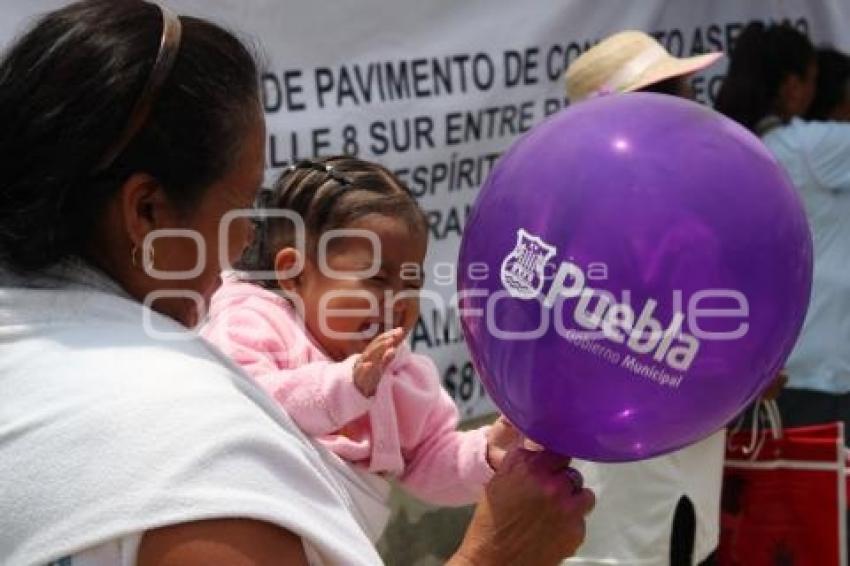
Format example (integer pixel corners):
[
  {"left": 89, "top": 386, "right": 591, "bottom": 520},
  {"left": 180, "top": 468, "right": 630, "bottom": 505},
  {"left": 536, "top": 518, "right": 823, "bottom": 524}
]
[
  {"left": 119, "top": 172, "right": 174, "bottom": 248},
  {"left": 274, "top": 247, "right": 304, "bottom": 294}
]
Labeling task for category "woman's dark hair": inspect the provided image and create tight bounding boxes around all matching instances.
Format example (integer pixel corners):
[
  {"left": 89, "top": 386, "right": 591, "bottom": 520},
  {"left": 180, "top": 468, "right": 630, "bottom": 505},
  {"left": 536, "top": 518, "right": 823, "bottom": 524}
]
[
  {"left": 806, "top": 47, "right": 850, "bottom": 120},
  {"left": 0, "top": 0, "right": 260, "bottom": 271},
  {"left": 241, "top": 156, "right": 428, "bottom": 290},
  {"left": 714, "top": 22, "right": 814, "bottom": 132}
]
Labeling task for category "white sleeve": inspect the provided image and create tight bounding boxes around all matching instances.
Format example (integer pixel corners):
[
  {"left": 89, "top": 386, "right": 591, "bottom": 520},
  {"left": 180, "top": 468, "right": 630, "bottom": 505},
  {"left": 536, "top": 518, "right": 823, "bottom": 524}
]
[
  {"left": 1, "top": 333, "right": 382, "bottom": 566},
  {"left": 47, "top": 535, "right": 140, "bottom": 566},
  {"left": 53, "top": 533, "right": 328, "bottom": 566},
  {"left": 807, "top": 122, "right": 850, "bottom": 192}
]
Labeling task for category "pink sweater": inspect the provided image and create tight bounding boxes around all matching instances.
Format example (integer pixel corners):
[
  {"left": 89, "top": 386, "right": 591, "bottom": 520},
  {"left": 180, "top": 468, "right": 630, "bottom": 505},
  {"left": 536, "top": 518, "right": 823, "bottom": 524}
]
[{"left": 201, "top": 278, "right": 493, "bottom": 506}]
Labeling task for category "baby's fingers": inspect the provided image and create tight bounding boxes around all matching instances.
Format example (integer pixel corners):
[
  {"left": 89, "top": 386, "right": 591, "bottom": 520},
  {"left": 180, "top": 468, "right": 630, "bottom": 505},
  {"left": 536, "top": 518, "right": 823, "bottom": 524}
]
[
  {"left": 387, "top": 327, "right": 405, "bottom": 346},
  {"left": 365, "top": 328, "right": 403, "bottom": 359},
  {"left": 373, "top": 328, "right": 400, "bottom": 347},
  {"left": 381, "top": 347, "right": 398, "bottom": 369}
]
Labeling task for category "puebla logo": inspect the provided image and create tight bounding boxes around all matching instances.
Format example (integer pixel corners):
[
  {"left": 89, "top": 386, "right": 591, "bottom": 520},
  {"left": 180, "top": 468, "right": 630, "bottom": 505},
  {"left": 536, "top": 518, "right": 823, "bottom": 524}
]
[
  {"left": 500, "top": 229, "right": 557, "bottom": 299},
  {"left": 499, "top": 229, "right": 700, "bottom": 372}
]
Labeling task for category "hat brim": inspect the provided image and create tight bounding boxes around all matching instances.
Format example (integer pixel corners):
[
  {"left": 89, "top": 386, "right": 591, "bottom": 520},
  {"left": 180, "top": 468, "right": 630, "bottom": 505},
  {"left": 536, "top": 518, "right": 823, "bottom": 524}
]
[{"left": 627, "top": 51, "right": 724, "bottom": 93}]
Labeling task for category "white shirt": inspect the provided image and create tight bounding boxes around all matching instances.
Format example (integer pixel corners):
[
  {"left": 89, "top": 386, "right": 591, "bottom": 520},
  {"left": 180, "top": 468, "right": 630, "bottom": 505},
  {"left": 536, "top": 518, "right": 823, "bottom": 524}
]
[
  {"left": 762, "top": 118, "right": 850, "bottom": 394},
  {"left": 0, "top": 261, "right": 382, "bottom": 566},
  {"left": 564, "top": 430, "right": 725, "bottom": 566}
]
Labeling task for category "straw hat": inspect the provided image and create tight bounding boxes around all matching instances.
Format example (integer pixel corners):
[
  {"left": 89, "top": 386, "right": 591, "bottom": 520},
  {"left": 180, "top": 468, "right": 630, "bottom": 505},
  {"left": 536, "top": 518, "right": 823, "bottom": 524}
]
[{"left": 564, "top": 30, "right": 723, "bottom": 103}]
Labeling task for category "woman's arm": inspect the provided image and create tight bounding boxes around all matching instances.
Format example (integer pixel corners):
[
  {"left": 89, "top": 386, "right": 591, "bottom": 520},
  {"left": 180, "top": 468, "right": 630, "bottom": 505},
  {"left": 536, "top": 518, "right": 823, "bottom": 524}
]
[
  {"left": 137, "top": 519, "right": 308, "bottom": 566},
  {"left": 138, "top": 447, "right": 592, "bottom": 566}
]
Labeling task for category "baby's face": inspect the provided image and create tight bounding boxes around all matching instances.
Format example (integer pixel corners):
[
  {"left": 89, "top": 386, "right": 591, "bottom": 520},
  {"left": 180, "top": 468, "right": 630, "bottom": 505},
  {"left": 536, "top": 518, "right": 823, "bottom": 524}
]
[{"left": 296, "top": 214, "right": 426, "bottom": 361}]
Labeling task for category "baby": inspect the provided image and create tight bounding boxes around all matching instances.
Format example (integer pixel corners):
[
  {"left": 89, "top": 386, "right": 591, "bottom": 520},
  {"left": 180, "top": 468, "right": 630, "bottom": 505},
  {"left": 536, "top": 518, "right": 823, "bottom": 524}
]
[{"left": 202, "top": 157, "right": 510, "bottom": 533}]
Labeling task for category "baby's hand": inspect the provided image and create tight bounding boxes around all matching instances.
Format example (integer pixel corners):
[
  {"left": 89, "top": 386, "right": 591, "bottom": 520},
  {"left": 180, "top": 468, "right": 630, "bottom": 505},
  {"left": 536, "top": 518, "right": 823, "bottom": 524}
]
[
  {"left": 485, "top": 415, "right": 522, "bottom": 470},
  {"left": 353, "top": 328, "right": 405, "bottom": 397},
  {"left": 486, "top": 415, "right": 543, "bottom": 470}
]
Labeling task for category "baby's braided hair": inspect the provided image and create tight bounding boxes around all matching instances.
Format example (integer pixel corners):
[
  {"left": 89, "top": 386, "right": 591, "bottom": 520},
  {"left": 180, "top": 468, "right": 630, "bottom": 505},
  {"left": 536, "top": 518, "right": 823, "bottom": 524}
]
[{"left": 239, "top": 156, "right": 427, "bottom": 289}]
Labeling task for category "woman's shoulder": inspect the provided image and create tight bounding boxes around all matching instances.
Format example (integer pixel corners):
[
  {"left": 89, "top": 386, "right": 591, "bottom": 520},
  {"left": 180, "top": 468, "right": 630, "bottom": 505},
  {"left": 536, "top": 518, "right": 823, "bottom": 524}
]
[
  {"left": 0, "top": 282, "right": 381, "bottom": 566},
  {"left": 0, "top": 276, "right": 304, "bottom": 481},
  {"left": 0, "top": 277, "right": 285, "bottom": 441},
  {"left": 772, "top": 117, "right": 850, "bottom": 149},
  {"left": 767, "top": 118, "right": 850, "bottom": 192}
]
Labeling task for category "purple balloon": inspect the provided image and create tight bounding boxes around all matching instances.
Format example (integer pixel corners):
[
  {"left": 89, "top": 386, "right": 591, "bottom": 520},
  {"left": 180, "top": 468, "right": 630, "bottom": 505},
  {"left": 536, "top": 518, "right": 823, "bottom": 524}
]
[{"left": 458, "top": 93, "right": 812, "bottom": 462}]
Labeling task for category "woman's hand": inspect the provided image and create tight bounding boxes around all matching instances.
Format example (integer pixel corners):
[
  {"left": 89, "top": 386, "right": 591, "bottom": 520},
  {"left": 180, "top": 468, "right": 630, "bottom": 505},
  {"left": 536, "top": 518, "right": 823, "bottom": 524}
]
[{"left": 450, "top": 447, "right": 595, "bottom": 566}]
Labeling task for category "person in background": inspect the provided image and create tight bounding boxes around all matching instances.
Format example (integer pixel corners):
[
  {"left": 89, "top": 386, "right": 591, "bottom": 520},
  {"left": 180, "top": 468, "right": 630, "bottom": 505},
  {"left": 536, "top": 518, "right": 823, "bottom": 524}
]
[
  {"left": 806, "top": 47, "right": 850, "bottom": 122},
  {"left": 716, "top": 23, "right": 850, "bottom": 440},
  {"left": 562, "top": 30, "right": 725, "bottom": 566},
  {"left": 565, "top": 30, "right": 721, "bottom": 102}
]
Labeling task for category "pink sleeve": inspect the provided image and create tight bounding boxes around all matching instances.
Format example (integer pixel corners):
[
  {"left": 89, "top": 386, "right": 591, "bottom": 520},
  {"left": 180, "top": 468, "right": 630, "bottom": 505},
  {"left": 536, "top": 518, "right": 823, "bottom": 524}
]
[
  {"left": 202, "top": 305, "right": 373, "bottom": 436},
  {"left": 396, "top": 356, "right": 494, "bottom": 506}
]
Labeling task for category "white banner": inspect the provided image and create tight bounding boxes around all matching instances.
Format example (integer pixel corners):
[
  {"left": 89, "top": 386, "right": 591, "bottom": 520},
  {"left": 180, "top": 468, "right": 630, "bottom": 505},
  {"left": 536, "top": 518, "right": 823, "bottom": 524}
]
[{"left": 4, "top": 1, "right": 849, "bottom": 420}]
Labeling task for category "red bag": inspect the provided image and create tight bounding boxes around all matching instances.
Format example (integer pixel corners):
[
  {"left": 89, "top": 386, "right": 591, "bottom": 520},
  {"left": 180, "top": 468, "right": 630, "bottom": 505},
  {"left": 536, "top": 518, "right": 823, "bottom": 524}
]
[{"left": 718, "top": 400, "right": 849, "bottom": 566}]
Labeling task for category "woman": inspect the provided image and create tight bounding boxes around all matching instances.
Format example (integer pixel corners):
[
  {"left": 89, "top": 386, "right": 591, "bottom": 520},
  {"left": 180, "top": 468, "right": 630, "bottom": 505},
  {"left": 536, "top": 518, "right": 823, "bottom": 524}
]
[
  {"left": 563, "top": 30, "right": 726, "bottom": 566},
  {"left": 0, "top": 1, "right": 593, "bottom": 564},
  {"left": 716, "top": 24, "right": 850, "bottom": 440}
]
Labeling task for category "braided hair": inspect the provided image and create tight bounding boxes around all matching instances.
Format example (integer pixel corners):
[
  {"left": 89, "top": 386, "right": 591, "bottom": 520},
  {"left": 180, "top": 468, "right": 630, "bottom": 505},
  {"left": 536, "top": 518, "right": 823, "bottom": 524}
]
[{"left": 240, "top": 156, "right": 428, "bottom": 289}]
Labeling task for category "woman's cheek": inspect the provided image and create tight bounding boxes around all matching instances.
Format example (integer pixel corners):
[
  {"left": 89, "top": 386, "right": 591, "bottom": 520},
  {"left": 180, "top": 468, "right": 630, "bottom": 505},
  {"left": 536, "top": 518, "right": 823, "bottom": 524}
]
[
  {"left": 217, "top": 221, "right": 244, "bottom": 270},
  {"left": 200, "top": 269, "right": 224, "bottom": 301},
  {"left": 205, "top": 213, "right": 251, "bottom": 271},
  {"left": 229, "top": 217, "right": 255, "bottom": 264}
]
